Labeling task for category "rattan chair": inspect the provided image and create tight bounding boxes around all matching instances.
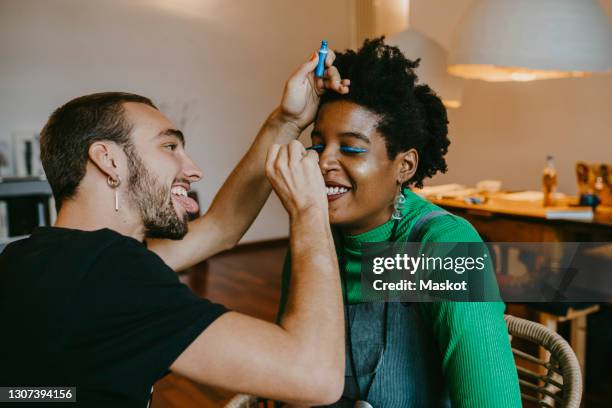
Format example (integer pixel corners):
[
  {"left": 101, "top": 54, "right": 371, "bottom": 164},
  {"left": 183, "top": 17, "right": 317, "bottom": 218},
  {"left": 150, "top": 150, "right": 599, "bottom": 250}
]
[
  {"left": 505, "top": 314, "right": 582, "bottom": 408},
  {"left": 224, "top": 315, "right": 583, "bottom": 408},
  {"left": 224, "top": 394, "right": 271, "bottom": 408}
]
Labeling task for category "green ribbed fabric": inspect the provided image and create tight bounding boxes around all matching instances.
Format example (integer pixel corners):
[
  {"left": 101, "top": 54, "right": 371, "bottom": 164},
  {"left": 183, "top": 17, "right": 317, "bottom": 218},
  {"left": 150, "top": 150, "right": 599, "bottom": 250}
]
[{"left": 278, "top": 189, "right": 521, "bottom": 407}]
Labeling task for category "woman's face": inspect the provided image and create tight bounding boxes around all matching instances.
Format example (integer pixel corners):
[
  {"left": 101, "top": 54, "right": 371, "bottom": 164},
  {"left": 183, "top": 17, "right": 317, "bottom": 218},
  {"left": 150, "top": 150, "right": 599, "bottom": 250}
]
[{"left": 311, "top": 100, "right": 415, "bottom": 235}]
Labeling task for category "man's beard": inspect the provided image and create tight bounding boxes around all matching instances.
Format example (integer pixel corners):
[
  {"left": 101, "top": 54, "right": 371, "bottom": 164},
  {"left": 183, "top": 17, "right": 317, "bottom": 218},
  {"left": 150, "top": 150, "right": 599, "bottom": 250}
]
[{"left": 124, "top": 145, "right": 188, "bottom": 240}]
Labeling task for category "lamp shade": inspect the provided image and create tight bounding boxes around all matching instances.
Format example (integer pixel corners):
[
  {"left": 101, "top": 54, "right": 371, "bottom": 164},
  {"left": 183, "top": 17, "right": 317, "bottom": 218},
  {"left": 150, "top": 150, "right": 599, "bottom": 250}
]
[
  {"left": 448, "top": 0, "right": 612, "bottom": 82},
  {"left": 388, "top": 28, "right": 464, "bottom": 108}
]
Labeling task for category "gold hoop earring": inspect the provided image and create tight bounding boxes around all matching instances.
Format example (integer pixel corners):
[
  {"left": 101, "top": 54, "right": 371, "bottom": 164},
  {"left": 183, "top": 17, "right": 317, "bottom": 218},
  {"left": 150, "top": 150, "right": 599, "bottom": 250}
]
[{"left": 107, "top": 175, "right": 121, "bottom": 211}]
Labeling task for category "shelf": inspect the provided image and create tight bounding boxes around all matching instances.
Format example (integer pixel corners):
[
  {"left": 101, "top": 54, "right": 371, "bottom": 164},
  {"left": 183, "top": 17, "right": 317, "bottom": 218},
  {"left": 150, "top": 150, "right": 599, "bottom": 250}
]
[
  {"left": 0, "top": 234, "right": 28, "bottom": 252},
  {"left": 0, "top": 235, "right": 28, "bottom": 245},
  {"left": 0, "top": 178, "right": 52, "bottom": 198}
]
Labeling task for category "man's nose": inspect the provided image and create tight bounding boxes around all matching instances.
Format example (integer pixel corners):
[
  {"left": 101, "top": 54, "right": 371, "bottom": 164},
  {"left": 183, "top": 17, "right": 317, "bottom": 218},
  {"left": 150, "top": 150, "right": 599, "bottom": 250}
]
[{"left": 182, "top": 155, "right": 203, "bottom": 182}]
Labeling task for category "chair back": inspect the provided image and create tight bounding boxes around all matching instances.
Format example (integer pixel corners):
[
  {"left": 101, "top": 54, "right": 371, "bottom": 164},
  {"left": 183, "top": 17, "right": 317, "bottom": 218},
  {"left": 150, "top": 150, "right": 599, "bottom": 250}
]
[
  {"left": 224, "top": 394, "right": 273, "bottom": 408},
  {"left": 505, "top": 314, "right": 582, "bottom": 408}
]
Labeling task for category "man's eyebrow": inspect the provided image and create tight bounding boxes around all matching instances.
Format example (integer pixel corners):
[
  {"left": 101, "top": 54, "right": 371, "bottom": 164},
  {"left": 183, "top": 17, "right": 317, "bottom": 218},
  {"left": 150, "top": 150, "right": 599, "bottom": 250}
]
[{"left": 157, "top": 129, "right": 185, "bottom": 146}]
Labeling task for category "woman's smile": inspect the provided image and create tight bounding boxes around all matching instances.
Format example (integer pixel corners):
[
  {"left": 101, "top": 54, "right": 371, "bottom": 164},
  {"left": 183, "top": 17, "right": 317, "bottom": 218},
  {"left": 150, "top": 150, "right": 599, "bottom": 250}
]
[{"left": 325, "top": 180, "right": 352, "bottom": 202}]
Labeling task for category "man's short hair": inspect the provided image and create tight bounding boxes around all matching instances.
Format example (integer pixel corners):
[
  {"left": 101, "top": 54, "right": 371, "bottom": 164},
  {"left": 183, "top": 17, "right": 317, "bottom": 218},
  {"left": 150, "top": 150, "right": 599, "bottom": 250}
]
[{"left": 40, "top": 92, "right": 157, "bottom": 211}]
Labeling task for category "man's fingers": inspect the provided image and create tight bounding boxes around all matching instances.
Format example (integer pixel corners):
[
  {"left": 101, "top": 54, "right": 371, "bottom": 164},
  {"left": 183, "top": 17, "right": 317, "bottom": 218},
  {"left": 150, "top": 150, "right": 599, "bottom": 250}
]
[
  {"left": 266, "top": 144, "right": 281, "bottom": 167},
  {"left": 324, "top": 66, "right": 341, "bottom": 88},
  {"left": 288, "top": 140, "right": 306, "bottom": 164},
  {"left": 322, "top": 66, "right": 350, "bottom": 94},
  {"left": 288, "top": 48, "right": 348, "bottom": 96},
  {"left": 325, "top": 49, "right": 336, "bottom": 67},
  {"left": 275, "top": 144, "right": 289, "bottom": 171},
  {"left": 293, "top": 52, "right": 319, "bottom": 80},
  {"left": 265, "top": 144, "right": 281, "bottom": 177},
  {"left": 314, "top": 76, "right": 325, "bottom": 95},
  {"left": 304, "top": 149, "right": 320, "bottom": 163},
  {"left": 292, "top": 48, "right": 337, "bottom": 82}
]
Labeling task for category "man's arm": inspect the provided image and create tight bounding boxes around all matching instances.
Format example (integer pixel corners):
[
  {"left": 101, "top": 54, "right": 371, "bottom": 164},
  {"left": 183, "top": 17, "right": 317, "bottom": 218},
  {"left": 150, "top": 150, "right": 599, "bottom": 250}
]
[
  {"left": 170, "top": 142, "right": 345, "bottom": 405},
  {"left": 148, "top": 50, "right": 349, "bottom": 271}
]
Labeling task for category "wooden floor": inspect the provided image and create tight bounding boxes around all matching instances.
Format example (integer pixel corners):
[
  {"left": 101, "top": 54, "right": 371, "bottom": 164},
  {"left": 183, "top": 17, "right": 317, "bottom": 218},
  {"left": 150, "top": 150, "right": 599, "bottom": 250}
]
[
  {"left": 150, "top": 239, "right": 612, "bottom": 408},
  {"left": 151, "top": 240, "right": 287, "bottom": 408}
]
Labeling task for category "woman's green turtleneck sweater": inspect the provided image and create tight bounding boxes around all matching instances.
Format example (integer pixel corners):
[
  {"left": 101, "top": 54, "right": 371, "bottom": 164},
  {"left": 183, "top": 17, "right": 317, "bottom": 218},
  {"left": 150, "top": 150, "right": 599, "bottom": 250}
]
[{"left": 278, "top": 189, "right": 521, "bottom": 407}]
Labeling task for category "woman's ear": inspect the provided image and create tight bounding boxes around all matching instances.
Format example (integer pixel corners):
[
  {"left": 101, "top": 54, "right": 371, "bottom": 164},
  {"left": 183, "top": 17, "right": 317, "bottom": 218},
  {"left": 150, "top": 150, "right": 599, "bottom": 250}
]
[
  {"left": 397, "top": 148, "right": 418, "bottom": 185},
  {"left": 88, "top": 142, "right": 119, "bottom": 179}
]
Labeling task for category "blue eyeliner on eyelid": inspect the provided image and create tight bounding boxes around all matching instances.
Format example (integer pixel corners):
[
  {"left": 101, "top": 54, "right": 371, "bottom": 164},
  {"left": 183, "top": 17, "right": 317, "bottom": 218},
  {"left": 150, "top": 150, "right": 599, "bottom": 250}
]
[
  {"left": 341, "top": 146, "right": 368, "bottom": 153},
  {"left": 306, "top": 145, "right": 324, "bottom": 151},
  {"left": 306, "top": 145, "right": 368, "bottom": 154}
]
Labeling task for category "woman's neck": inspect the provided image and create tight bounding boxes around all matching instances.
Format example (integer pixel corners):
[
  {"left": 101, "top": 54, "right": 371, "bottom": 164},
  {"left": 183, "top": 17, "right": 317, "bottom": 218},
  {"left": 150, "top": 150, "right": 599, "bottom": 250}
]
[{"left": 338, "top": 204, "right": 395, "bottom": 236}]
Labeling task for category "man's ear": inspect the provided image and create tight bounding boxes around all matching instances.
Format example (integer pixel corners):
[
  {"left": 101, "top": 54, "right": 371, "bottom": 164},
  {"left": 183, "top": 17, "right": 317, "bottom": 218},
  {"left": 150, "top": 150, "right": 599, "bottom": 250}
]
[
  {"left": 88, "top": 142, "right": 119, "bottom": 179},
  {"left": 397, "top": 148, "right": 418, "bottom": 185}
]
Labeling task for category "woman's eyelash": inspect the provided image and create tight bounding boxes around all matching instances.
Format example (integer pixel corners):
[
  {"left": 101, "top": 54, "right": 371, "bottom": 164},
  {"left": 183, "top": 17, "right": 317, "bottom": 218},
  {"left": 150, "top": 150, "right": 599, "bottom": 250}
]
[
  {"left": 306, "top": 144, "right": 368, "bottom": 154},
  {"left": 340, "top": 146, "right": 368, "bottom": 153},
  {"left": 306, "top": 144, "right": 324, "bottom": 152},
  {"left": 164, "top": 144, "right": 178, "bottom": 151}
]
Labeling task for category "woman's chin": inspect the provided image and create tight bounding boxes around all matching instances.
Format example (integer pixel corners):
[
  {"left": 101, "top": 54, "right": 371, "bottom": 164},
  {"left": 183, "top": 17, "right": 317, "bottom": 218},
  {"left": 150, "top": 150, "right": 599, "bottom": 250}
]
[
  {"left": 328, "top": 212, "right": 354, "bottom": 228},
  {"left": 328, "top": 213, "right": 342, "bottom": 226},
  {"left": 328, "top": 200, "right": 361, "bottom": 227}
]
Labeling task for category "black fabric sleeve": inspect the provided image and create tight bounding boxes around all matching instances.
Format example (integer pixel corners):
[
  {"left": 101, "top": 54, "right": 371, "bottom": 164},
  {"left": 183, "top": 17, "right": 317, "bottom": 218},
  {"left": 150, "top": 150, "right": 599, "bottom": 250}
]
[{"left": 64, "top": 238, "right": 228, "bottom": 399}]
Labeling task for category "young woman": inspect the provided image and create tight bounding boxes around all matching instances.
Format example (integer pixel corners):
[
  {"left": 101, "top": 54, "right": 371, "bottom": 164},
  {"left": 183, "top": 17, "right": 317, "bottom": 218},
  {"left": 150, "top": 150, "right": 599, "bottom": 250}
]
[{"left": 277, "top": 38, "right": 521, "bottom": 407}]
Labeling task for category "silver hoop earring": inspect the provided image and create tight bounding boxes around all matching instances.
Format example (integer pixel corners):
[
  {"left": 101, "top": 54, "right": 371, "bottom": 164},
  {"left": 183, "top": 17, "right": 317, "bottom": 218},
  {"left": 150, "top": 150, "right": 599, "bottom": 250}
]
[
  {"left": 107, "top": 175, "right": 121, "bottom": 211},
  {"left": 391, "top": 190, "right": 407, "bottom": 220}
]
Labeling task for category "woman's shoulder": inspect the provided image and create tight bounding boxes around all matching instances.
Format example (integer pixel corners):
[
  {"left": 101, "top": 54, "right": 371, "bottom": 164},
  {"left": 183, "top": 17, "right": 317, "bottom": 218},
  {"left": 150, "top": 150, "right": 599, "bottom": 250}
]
[
  {"left": 399, "top": 193, "right": 482, "bottom": 243},
  {"left": 422, "top": 211, "right": 482, "bottom": 243}
]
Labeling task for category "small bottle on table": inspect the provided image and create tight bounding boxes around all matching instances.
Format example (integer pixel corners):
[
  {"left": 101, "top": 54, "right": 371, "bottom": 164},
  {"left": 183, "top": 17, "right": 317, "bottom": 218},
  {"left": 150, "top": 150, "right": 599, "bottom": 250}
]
[{"left": 542, "top": 155, "right": 557, "bottom": 207}]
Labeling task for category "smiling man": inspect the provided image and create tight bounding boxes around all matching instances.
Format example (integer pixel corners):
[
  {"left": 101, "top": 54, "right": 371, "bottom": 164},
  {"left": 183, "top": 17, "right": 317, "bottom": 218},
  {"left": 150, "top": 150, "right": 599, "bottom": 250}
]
[
  {"left": 46, "top": 97, "right": 203, "bottom": 242},
  {"left": 0, "top": 50, "right": 350, "bottom": 407}
]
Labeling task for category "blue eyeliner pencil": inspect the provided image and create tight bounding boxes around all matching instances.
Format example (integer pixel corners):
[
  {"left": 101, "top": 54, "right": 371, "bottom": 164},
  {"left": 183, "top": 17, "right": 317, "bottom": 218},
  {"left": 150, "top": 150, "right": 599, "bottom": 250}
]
[{"left": 315, "top": 40, "right": 328, "bottom": 78}]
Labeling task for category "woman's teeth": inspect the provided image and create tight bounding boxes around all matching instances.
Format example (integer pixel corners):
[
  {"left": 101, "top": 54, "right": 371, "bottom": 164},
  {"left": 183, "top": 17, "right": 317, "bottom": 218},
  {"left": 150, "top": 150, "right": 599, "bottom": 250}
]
[
  {"left": 171, "top": 186, "right": 188, "bottom": 197},
  {"left": 326, "top": 186, "right": 349, "bottom": 196}
]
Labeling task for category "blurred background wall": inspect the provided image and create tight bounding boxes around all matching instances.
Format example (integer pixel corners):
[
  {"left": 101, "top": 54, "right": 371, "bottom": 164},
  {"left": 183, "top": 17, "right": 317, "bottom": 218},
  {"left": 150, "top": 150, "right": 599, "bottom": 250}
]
[
  {"left": 0, "top": 0, "right": 610, "bottom": 242},
  {"left": 0, "top": 0, "right": 353, "bottom": 242}
]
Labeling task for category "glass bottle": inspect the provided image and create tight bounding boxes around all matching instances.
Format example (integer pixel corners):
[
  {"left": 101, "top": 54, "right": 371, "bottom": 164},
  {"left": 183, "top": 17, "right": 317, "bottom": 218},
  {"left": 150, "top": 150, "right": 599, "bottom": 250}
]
[{"left": 542, "top": 155, "right": 557, "bottom": 207}]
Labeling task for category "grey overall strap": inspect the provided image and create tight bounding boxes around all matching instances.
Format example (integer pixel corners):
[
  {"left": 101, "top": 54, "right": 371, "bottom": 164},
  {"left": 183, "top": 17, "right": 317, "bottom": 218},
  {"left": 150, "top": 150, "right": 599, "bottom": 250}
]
[
  {"left": 402, "top": 210, "right": 450, "bottom": 310},
  {"left": 406, "top": 210, "right": 450, "bottom": 242}
]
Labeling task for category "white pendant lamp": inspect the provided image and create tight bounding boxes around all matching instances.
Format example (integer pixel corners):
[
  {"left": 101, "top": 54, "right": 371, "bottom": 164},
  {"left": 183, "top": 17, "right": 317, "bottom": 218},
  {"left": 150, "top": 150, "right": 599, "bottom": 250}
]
[
  {"left": 448, "top": 0, "right": 612, "bottom": 82},
  {"left": 388, "top": 29, "right": 464, "bottom": 108}
]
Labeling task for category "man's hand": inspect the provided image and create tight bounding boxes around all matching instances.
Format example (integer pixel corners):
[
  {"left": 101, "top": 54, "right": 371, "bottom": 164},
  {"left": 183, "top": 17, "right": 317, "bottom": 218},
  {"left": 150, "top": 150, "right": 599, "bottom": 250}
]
[
  {"left": 279, "top": 50, "right": 350, "bottom": 131},
  {"left": 265, "top": 141, "right": 327, "bottom": 219}
]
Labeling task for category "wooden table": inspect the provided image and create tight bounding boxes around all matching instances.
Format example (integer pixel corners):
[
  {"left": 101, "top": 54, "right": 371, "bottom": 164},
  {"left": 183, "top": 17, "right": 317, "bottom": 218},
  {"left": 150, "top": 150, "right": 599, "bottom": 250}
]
[{"left": 426, "top": 194, "right": 612, "bottom": 242}]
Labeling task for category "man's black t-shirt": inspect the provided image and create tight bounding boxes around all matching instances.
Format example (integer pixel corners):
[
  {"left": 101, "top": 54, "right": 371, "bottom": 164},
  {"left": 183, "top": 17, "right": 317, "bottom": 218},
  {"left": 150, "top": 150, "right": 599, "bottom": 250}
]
[{"left": 0, "top": 227, "right": 228, "bottom": 407}]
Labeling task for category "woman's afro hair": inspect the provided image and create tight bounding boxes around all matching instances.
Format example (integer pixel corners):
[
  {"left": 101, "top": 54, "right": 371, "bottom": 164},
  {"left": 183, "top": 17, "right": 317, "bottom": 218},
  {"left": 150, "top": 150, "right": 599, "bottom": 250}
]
[{"left": 319, "top": 37, "right": 450, "bottom": 188}]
